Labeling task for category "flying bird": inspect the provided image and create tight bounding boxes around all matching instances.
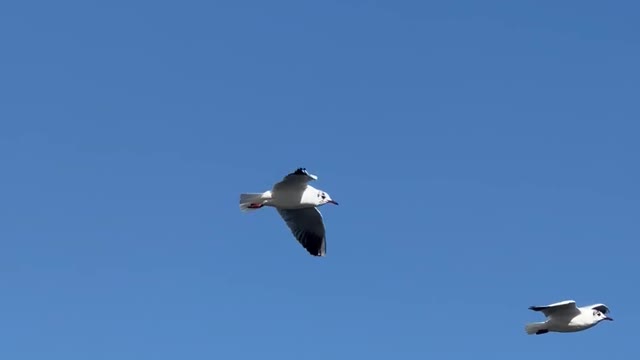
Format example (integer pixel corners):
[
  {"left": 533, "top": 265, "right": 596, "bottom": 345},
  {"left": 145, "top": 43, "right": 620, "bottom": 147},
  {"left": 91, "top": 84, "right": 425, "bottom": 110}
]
[
  {"left": 525, "top": 299, "right": 613, "bottom": 335},
  {"left": 239, "top": 168, "right": 338, "bottom": 256}
]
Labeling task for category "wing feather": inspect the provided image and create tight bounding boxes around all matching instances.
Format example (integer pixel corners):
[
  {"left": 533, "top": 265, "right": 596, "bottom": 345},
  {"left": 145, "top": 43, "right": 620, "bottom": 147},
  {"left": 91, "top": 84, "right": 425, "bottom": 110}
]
[
  {"left": 277, "top": 207, "right": 326, "bottom": 256},
  {"left": 529, "top": 300, "right": 579, "bottom": 317},
  {"left": 273, "top": 168, "right": 318, "bottom": 190}
]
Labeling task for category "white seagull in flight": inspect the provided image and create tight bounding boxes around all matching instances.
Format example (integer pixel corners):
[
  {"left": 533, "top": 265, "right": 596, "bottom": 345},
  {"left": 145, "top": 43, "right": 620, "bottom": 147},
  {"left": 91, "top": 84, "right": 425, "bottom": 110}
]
[
  {"left": 525, "top": 299, "right": 613, "bottom": 335},
  {"left": 239, "top": 168, "right": 339, "bottom": 256}
]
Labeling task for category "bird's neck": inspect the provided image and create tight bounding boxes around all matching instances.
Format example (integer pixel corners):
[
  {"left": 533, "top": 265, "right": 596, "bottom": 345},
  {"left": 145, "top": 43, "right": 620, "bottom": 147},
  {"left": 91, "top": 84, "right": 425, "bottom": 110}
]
[{"left": 301, "top": 187, "right": 321, "bottom": 206}]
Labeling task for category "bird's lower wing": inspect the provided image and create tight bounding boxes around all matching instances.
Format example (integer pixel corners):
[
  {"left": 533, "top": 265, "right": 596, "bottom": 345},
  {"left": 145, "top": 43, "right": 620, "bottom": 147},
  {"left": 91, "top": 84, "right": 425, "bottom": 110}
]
[{"left": 277, "top": 207, "right": 326, "bottom": 257}]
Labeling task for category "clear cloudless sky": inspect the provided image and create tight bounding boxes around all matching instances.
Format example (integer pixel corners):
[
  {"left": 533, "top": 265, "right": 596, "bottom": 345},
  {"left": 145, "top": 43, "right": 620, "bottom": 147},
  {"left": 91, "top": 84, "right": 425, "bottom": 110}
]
[{"left": 1, "top": 1, "right": 638, "bottom": 359}]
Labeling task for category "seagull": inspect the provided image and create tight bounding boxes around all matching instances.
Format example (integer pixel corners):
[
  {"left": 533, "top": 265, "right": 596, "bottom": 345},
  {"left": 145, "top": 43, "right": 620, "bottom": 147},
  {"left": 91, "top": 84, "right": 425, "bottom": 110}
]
[
  {"left": 525, "top": 300, "right": 613, "bottom": 335},
  {"left": 239, "top": 168, "right": 338, "bottom": 257}
]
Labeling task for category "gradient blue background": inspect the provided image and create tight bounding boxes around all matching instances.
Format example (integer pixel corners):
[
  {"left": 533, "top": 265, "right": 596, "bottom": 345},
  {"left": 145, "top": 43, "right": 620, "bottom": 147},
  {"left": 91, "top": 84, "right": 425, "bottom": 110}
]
[{"left": 1, "top": 1, "right": 638, "bottom": 358}]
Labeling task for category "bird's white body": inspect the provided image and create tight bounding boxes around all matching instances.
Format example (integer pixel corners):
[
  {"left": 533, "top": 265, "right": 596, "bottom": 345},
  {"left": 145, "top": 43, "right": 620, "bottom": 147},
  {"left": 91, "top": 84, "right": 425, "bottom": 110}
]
[
  {"left": 536, "top": 311, "right": 599, "bottom": 333},
  {"left": 525, "top": 300, "right": 613, "bottom": 335},
  {"left": 256, "top": 185, "right": 325, "bottom": 210}
]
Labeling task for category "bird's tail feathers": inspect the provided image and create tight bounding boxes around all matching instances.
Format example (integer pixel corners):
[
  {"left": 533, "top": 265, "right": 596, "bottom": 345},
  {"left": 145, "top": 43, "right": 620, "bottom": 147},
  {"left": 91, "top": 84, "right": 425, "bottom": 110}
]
[
  {"left": 239, "top": 192, "right": 271, "bottom": 212},
  {"left": 525, "top": 322, "right": 547, "bottom": 335}
]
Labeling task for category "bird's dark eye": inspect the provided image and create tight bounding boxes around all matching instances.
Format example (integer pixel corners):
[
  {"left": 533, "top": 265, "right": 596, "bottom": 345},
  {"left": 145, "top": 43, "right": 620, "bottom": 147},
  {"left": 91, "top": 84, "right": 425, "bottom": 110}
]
[{"left": 321, "top": 194, "right": 326, "bottom": 199}]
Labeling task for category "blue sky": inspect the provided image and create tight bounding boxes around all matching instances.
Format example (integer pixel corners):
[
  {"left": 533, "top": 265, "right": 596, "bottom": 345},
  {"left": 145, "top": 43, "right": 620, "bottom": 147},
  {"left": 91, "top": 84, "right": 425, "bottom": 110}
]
[{"left": 1, "top": 1, "right": 638, "bottom": 358}]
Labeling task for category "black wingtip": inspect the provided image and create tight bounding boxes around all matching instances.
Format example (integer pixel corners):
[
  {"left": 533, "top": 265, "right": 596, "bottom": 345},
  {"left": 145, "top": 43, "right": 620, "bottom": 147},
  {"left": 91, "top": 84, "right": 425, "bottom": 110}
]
[
  {"left": 300, "top": 234, "right": 325, "bottom": 257},
  {"left": 303, "top": 242, "right": 325, "bottom": 257},
  {"left": 293, "top": 167, "right": 308, "bottom": 175},
  {"left": 529, "top": 306, "right": 545, "bottom": 311}
]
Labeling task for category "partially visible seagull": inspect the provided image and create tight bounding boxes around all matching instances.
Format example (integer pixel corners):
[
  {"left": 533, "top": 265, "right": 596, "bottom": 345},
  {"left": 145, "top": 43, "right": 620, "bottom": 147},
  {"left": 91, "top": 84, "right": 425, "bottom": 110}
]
[
  {"left": 239, "top": 168, "right": 339, "bottom": 257},
  {"left": 525, "top": 299, "right": 613, "bottom": 335}
]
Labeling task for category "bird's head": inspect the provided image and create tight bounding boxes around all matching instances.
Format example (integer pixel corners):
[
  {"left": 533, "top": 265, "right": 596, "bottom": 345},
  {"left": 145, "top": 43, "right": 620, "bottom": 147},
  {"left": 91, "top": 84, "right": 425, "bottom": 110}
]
[
  {"left": 317, "top": 190, "right": 338, "bottom": 206},
  {"left": 593, "top": 310, "right": 614, "bottom": 322}
]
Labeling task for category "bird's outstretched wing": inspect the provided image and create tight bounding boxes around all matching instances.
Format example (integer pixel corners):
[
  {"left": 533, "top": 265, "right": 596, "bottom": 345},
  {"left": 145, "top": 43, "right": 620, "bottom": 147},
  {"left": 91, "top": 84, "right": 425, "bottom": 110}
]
[
  {"left": 584, "top": 303, "right": 610, "bottom": 314},
  {"left": 274, "top": 168, "right": 318, "bottom": 189},
  {"left": 277, "top": 207, "right": 326, "bottom": 257},
  {"left": 529, "top": 300, "right": 579, "bottom": 317}
]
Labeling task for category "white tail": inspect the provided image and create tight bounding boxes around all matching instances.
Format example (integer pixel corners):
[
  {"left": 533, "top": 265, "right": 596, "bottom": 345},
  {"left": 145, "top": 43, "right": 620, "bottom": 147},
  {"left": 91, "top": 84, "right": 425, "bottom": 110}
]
[
  {"left": 239, "top": 192, "right": 270, "bottom": 212},
  {"left": 525, "top": 322, "right": 547, "bottom": 335}
]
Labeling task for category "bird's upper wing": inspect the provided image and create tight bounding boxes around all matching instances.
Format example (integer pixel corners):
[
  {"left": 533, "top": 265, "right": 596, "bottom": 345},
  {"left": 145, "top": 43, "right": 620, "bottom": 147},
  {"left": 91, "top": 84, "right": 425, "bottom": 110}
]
[
  {"left": 583, "top": 303, "right": 611, "bottom": 314},
  {"left": 273, "top": 168, "right": 318, "bottom": 190},
  {"left": 277, "top": 207, "right": 326, "bottom": 257},
  {"left": 529, "top": 300, "right": 579, "bottom": 317}
]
